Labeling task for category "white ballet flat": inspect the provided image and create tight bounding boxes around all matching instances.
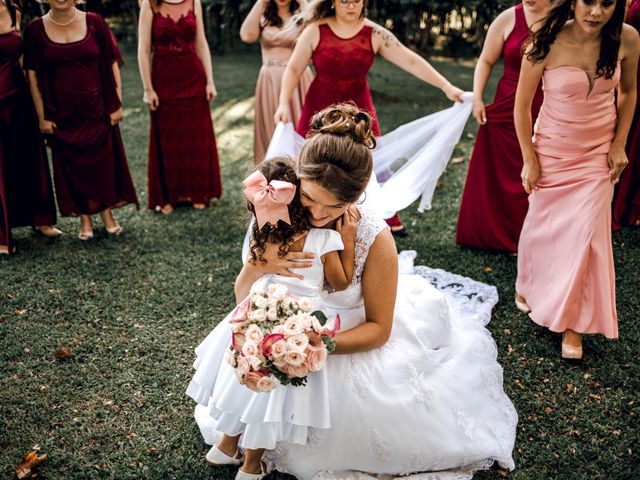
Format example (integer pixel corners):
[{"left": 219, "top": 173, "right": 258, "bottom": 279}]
[
  {"left": 205, "top": 445, "right": 243, "bottom": 466},
  {"left": 234, "top": 460, "right": 273, "bottom": 480},
  {"left": 514, "top": 294, "right": 531, "bottom": 314}
]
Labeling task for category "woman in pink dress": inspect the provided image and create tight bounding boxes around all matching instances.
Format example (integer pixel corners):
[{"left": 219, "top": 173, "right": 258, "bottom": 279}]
[
  {"left": 514, "top": 0, "right": 639, "bottom": 359},
  {"left": 138, "top": 0, "right": 222, "bottom": 215},
  {"left": 612, "top": 0, "right": 640, "bottom": 229},
  {"left": 240, "top": 0, "right": 313, "bottom": 164},
  {"left": 456, "top": 1, "right": 550, "bottom": 253},
  {"left": 0, "top": 0, "right": 60, "bottom": 254},
  {"left": 274, "top": 0, "right": 464, "bottom": 237},
  {"left": 24, "top": 0, "right": 139, "bottom": 241}
]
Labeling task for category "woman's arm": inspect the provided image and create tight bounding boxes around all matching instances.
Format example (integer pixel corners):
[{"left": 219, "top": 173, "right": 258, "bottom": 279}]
[
  {"left": 514, "top": 51, "right": 545, "bottom": 194},
  {"left": 109, "top": 62, "right": 124, "bottom": 125},
  {"left": 27, "top": 70, "right": 56, "bottom": 134},
  {"left": 194, "top": 0, "right": 217, "bottom": 101},
  {"left": 472, "top": 8, "right": 514, "bottom": 124},
  {"left": 609, "top": 25, "right": 640, "bottom": 183},
  {"left": 137, "top": 0, "right": 159, "bottom": 110},
  {"left": 370, "top": 22, "right": 464, "bottom": 103},
  {"left": 234, "top": 243, "right": 316, "bottom": 303},
  {"left": 240, "top": 0, "right": 267, "bottom": 43},
  {"left": 332, "top": 230, "right": 398, "bottom": 354},
  {"left": 274, "top": 23, "right": 318, "bottom": 122}
]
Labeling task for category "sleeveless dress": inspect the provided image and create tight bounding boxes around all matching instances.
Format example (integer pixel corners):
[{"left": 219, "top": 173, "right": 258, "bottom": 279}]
[
  {"left": 147, "top": 0, "right": 222, "bottom": 209},
  {"left": 189, "top": 212, "right": 518, "bottom": 479},
  {"left": 296, "top": 24, "right": 380, "bottom": 137},
  {"left": 612, "top": 0, "right": 640, "bottom": 230},
  {"left": 456, "top": 4, "right": 544, "bottom": 253},
  {"left": 187, "top": 228, "right": 344, "bottom": 448},
  {"left": 253, "top": 22, "right": 313, "bottom": 163},
  {"left": 516, "top": 65, "right": 621, "bottom": 339},
  {"left": 22, "top": 14, "right": 138, "bottom": 217},
  {"left": 0, "top": 30, "right": 56, "bottom": 250}
]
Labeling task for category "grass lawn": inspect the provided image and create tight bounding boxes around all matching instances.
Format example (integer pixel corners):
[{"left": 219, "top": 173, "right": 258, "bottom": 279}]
[{"left": 1, "top": 47, "right": 639, "bottom": 480}]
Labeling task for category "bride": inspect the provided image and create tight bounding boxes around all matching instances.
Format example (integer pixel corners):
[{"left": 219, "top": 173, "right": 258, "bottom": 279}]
[{"left": 188, "top": 104, "right": 517, "bottom": 479}]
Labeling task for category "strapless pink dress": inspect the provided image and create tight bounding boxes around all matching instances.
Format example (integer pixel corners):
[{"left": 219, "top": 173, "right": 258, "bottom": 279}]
[{"left": 516, "top": 65, "right": 620, "bottom": 339}]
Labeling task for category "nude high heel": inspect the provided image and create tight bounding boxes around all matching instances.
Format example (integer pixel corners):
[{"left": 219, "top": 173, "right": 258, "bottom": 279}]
[{"left": 562, "top": 331, "right": 583, "bottom": 360}]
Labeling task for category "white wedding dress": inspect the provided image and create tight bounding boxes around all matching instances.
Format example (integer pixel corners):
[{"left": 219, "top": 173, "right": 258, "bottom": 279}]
[{"left": 189, "top": 208, "right": 517, "bottom": 479}]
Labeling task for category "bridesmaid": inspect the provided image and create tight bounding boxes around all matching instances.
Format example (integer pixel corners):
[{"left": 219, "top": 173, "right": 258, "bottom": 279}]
[
  {"left": 514, "top": 0, "right": 639, "bottom": 359},
  {"left": 456, "top": 0, "right": 551, "bottom": 253},
  {"left": 612, "top": 0, "right": 640, "bottom": 229},
  {"left": 0, "top": 0, "right": 60, "bottom": 254},
  {"left": 274, "top": 0, "right": 464, "bottom": 236},
  {"left": 24, "top": 0, "right": 138, "bottom": 241},
  {"left": 240, "top": 0, "right": 313, "bottom": 164},
  {"left": 138, "top": 0, "right": 222, "bottom": 214}
]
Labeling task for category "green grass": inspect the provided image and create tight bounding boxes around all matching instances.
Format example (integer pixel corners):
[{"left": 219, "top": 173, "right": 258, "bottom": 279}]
[{"left": 1, "top": 48, "right": 639, "bottom": 480}]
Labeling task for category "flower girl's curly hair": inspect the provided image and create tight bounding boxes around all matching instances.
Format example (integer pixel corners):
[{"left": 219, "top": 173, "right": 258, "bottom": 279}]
[{"left": 248, "top": 157, "right": 310, "bottom": 264}]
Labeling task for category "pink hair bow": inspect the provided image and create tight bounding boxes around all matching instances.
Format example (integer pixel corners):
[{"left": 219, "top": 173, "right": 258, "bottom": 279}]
[{"left": 243, "top": 170, "right": 296, "bottom": 228}]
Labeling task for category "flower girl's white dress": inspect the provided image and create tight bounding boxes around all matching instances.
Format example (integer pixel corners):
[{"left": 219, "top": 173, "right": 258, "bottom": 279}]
[{"left": 188, "top": 212, "right": 518, "bottom": 480}]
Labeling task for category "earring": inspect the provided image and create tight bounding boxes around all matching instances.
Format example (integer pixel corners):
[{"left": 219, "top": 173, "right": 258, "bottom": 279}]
[{"left": 331, "top": 3, "right": 335, "bottom": 9}]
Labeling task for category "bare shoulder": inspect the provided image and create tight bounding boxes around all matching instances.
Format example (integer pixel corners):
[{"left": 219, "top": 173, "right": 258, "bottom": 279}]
[
  {"left": 366, "top": 19, "right": 401, "bottom": 50},
  {"left": 364, "top": 228, "right": 397, "bottom": 269},
  {"left": 492, "top": 6, "right": 517, "bottom": 36},
  {"left": 621, "top": 23, "right": 640, "bottom": 55}
]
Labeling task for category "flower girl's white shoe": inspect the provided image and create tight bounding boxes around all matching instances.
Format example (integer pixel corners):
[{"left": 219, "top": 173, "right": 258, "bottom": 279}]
[
  {"left": 205, "top": 445, "right": 243, "bottom": 466},
  {"left": 235, "top": 460, "right": 272, "bottom": 480}
]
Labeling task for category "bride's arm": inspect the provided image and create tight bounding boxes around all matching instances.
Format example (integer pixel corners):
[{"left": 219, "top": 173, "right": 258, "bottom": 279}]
[
  {"left": 332, "top": 230, "right": 398, "bottom": 354},
  {"left": 234, "top": 244, "right": 316, "bottom": 302}
]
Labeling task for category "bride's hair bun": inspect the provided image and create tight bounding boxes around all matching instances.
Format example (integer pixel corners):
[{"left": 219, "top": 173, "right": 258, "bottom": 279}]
[{"left": 310, "top": 103, "right": 376, "bottom": 149}]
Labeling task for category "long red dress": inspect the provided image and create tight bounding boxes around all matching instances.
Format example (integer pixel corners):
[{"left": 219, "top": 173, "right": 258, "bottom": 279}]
[
  {"left": 611, "top": 0, "right": 640, "bottom": 230},
  {"left": 456, "top": 4, "right": 543, "bottom": 253},
  {"left": 296, "top": 24, "right": 380, "bottom": 137},
  {"left": 148, "top": 0, "right": 222, "bottom": 209},
  {"left": 23, "top": 14, "right": 138, "bottom": 217},
  {"left": 0, "top": 30, "right": 56, "bottom": 250}
]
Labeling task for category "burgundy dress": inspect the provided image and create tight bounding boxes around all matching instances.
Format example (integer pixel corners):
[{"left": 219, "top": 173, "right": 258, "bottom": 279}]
[
  {"left": 456, "top": 4, "right": 543, "bottom": 253},
  {"left": 0, "top": 30, "right": 56, "bottom": 250},
  {"left": 148, "top": 0, "right": 222, "bottom": 209},
  {"left": 23, "top": 14, "right": 138, "bottom": 217},
  {"left": 296, "top": 24, "right": 380, "bottom": 137},
  {"left": 612, "top": 0, "right": 640, "bottom": 230}
]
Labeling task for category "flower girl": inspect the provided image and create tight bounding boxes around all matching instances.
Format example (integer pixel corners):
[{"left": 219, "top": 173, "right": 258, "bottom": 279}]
[{"left": 186, "top": 156, "right": 353, "bottom": 479}]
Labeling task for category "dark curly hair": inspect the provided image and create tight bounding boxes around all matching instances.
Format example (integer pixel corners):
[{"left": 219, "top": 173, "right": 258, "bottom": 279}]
[
  {"left": 248, "top": 156, "right": 310, "bottom": 264},
  {"left": 263, "top": 0, "right": 301, "bottom": 28},
  {"left": 525, "top": 0, "right": 626, "bottom": 79}
]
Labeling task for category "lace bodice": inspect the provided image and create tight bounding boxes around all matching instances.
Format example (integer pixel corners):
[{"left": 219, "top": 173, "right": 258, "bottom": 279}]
[
  {"left": 152, "top": 0, "right": 197, "bottom": 57},
  {"left": 322, "top": 210, "right": 388, "bottom": 310}
]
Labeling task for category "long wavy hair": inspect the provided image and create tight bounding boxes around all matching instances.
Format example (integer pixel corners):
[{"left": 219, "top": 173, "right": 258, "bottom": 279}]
[
  {"left": 4, "top": 0, "right": 21, "bottom": 27},
  {"left": 526, "top": 0, "right": 626, "bottom": 79},
  {"left": 263, "top": 0, "right": 301, "bottom": 28},
  {"left": 248, "top": 157, "right": 310, "bottom": 264},
  {"left": 292, "top": 0, "right": 367, "bottom": 29}
]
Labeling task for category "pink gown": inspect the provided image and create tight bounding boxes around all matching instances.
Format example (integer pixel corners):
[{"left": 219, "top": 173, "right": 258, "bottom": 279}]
[
  {"left": 253, "top": 23, "right": 313, "bottom": 163},
  {"left": 516, "top": 65, "right": 620, "bottom": 338}
]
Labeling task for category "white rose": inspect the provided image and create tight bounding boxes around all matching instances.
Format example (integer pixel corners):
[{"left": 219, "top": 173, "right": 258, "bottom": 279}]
[
  {"left": 283, "top": 350, "right": 306, "bottom": 367},
  {"left": 266, "top": 308, "right": 278, "bottom": 321},
  {"left": 224, "top": 349, "right": 237, "bottom": 367},
  {"left": 282, "top": 296, "right": 295, "bottom": 308},
  {"left": 267, "top": 298, "right": 278, "bottom": 310},
  {"left": 235, "top": 356, "right": 249, "bottom": 378},
  {"left": 267, "top": 284, "right": 279, "bottom": 296},
  {"left": 298, "top": 297, "right": 313, "bottom": 312},
  {"left": 246, "top": 354, "right": 262, "bottom": 371},
  {"left": 250, "top": 285, "right": 265, "bottom": 296},
  {"left": 270, "top": 340, "right": 287, "bottom": 358},
  {"left": 282, "top": 316, "right": 303, "bottom": 336},
  {"left": 272, "top": 285, "right": 288, "bottom": 301},
  {"left": 272, "top": 325, "right": 284, "bottom": 335},
  {"left": 298, "top": 313, "right": 312, "bottom": 330},
  {"left": 253, "top": 295, "right": 269, "bottom": 309},
  {"left": 311, "top": 316, "right": 322, "bottom": 334},
  {"left": 245, "top": 324, "right": 264, "bottom": 344},
  {"left": 249, "top": 308, "right": 267, "bottom": 322},
  {"left": 242, "top": 341, "right": 259, "bottom": 358},
  {"left": 286, "top": 334, "right": 309, "bottom": 353}
]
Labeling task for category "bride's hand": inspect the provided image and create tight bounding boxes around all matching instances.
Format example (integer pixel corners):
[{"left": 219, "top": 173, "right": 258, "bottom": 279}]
[{"left": 248, "top": 241, "right": 315, "bottom": 279}]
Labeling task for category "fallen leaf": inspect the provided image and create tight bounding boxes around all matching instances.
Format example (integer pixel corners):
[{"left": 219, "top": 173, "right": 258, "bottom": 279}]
[
  {"left": 15, "top": 451, "right": 46, "bottom": 479},
  {"left": 484, "top": 266, "right": 493, "bottom": 273},
  {"left": 515, "top": 379, "right": 524, "bottom": 389},
  {"left": 450, "top": 156, "right": 466, "bottom": 164},
  {"left": 15, "top": 309, "right": 27, "bottom": 315},
  {"left": 54, "top": 347, "right": 71, "bottom": 361},
  {"left": 466, "top": 132, "right": 475, "bottom": 139},
  {"left": 613, "top": 430, "right": 621, "bottom": 437},
  {"left": 436, "top": 181, "right": 444, "bottom": 190},
  {"left": 507, "top": 345, "right": 514, "bottom": 354},
  {"left": 544, "top": 407, "right": 553, "bottom": 414}
]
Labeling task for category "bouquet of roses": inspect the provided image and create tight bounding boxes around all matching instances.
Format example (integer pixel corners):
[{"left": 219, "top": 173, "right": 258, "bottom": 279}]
[{"left": 225, "top": 283, "right": 340, "bottom": 393}]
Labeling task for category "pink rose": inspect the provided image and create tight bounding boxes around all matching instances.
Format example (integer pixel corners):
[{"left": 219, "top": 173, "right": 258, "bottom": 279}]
[
  {"left": 232, "top": 332, "right": 246, "bottom": 351},
  {"left": 262, "top": 333, "right": 285, "bottom": 357},
  {"left": 256, "top": 375, "right": 278, "bottom": 392},
  {"left": 245, "top": 324, "right": 264, "bottom": 343},
  {"left": 286, "top": 334, "right": 309, "bottom": 353},
  {"left": 243, "top": 371, "right": 263, "bottom": 392},
  {"left": 288, "top": 363, "right": 309, "bottom": 378},
  {"left": 306, "top": 345, "right": 328, "bottom": 372},
  {"left": 283, "top": 350, "right": 305, "bottom": 367},
  {"left": 242, "top": 341, "right": 260, "bottom": 358},
  {"left": 270, "top": 340, "right": 287, "bottom": 358},
  {"left": 231, "top": 296, "right": 251, "bottom": 323},
  {"left": 235, "top": 356, "right": 249, "bottom": 378}
]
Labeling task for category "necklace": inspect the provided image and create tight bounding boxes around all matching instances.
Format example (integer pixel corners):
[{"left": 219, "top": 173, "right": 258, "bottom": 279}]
[{"left": 48, "top": 8, "right": 78, "bottom": 27}]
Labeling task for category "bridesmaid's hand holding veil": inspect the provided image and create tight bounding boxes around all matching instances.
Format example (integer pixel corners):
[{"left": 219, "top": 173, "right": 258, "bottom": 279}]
[{"left": 274, "top": 102, "right": 289, "bottom": 123}]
